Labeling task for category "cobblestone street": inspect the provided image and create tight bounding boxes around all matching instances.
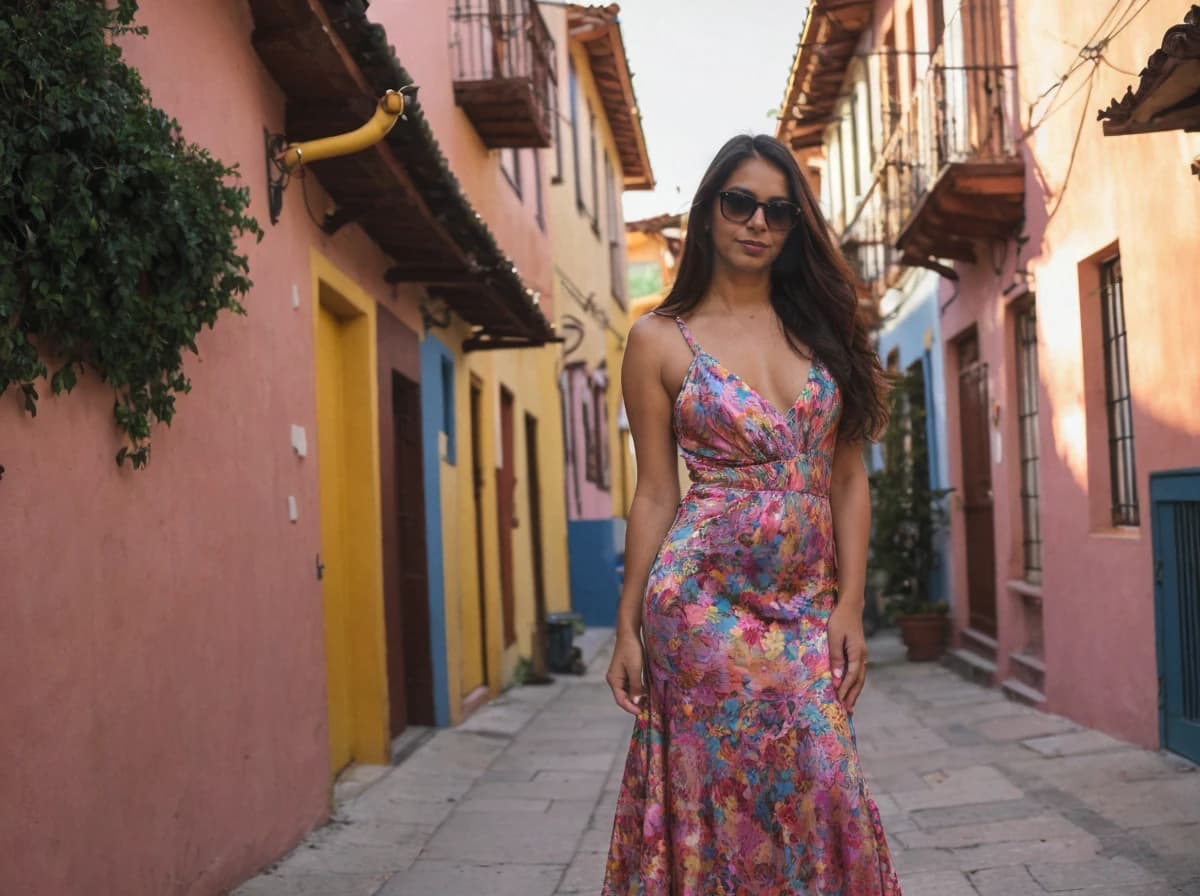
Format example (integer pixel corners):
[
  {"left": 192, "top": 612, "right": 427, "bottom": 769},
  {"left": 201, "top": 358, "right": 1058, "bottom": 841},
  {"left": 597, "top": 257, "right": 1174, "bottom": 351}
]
[{"left": 234, "top": 633, "right": 1200, "bottom": 896}]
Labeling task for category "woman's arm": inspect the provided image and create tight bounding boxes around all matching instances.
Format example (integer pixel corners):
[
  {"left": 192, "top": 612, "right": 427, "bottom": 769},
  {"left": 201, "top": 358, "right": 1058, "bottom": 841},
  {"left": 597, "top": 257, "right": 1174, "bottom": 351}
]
[
  {"left": 606, "top": 317, "right": 683, "bottom": 715},
  {"left": 828, "top": 437, "right": 871, "bottom": 711}
]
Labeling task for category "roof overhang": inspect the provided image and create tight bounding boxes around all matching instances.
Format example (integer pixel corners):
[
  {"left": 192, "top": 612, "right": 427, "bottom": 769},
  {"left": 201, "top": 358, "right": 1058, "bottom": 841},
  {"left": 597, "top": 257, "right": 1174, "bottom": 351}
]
[
  {"left": 775, "top": 0, "right": 873, "bottom": 150},
  {"left": 250, "top": 0, "right": 557, "bottom": 347},
  {"left": 624, "top": 213, "right": 681, "bottom": 234},
  {"left": 1098, "top": 5, "right": 1200, "bottom": 138},
  {"left": 566, "top": 4, "right": 655, "bottom": 191}
]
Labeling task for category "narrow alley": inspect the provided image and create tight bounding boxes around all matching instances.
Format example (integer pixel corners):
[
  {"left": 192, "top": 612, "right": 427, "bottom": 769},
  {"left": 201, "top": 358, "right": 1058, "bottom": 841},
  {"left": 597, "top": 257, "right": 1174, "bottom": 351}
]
[{"left": 235, "top": 634, "right": 1200, "bottom": 896}]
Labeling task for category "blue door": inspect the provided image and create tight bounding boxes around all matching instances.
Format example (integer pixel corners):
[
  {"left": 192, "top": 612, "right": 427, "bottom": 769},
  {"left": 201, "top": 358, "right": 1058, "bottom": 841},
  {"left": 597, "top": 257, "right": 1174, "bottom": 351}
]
[{"left": 1151, "top": 469, "right": 1200, "bottom": 764}]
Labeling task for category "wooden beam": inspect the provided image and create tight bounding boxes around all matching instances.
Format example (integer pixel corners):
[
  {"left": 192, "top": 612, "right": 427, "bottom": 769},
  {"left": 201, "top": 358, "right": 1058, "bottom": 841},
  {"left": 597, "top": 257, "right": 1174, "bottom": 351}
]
[
  {"left": 951, "top": 174, "right": 1026, "bottom": 196},
  {"left": 384, "top": 267, "right": 482, "bottom": 285}
]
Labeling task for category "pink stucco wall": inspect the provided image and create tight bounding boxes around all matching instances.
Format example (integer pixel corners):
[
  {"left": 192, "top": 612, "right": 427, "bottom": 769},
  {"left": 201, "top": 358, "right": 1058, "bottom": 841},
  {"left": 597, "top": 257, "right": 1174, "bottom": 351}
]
[
  {"left": 371, "top": 0, "right": 554, "bottom": 309},
  {"left": 940, "top": 0, "right": 1200, "bottom": 747},
  {"left": 0, "top": 1, "right": 423, "bottom": 892},
  {"left": 562, "top": 365, "right": 614, "bottom": 520}
]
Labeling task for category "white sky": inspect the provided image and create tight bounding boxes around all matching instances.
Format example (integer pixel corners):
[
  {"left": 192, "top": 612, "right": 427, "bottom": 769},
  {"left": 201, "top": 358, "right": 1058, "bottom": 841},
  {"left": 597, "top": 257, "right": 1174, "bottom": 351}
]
[{"left": 614, "top": 0, "right": 811, "bottom": 222}]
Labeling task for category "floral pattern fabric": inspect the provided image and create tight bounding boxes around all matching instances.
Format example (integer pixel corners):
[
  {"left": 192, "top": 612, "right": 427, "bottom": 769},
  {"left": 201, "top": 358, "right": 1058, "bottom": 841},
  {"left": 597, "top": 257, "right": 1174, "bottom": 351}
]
[{"left": 603, "top": 315, "right": 901, "bottom": 896}]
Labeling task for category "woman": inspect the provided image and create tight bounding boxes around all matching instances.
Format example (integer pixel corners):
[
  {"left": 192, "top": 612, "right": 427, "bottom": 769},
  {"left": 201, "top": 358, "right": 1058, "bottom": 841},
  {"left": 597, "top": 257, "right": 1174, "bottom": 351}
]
[{"left": 603, "top": 134, "right": 901, "bottom": 895}]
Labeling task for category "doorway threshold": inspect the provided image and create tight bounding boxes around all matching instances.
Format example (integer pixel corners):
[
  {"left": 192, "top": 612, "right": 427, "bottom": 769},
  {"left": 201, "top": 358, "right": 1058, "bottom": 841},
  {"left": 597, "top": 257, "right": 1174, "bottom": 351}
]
[{"left": 391, "top": 725, "right": 436, "bottom": 766}]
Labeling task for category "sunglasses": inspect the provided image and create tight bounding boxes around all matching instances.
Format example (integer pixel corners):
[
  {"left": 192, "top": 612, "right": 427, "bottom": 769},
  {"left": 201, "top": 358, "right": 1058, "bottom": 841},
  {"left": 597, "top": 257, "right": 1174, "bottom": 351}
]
[{"left": 718, "top": 190, "right": 801, "bottom": 231}]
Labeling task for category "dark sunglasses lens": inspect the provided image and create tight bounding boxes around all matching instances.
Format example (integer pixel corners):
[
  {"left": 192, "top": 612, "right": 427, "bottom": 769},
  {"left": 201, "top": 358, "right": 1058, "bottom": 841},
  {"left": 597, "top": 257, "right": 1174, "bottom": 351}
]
[
  {"left": 765, "top": 202, "right": 800, "bottom": 230},
  {"left": 720, "top": 192, "right": 757, "bottom": 222}
]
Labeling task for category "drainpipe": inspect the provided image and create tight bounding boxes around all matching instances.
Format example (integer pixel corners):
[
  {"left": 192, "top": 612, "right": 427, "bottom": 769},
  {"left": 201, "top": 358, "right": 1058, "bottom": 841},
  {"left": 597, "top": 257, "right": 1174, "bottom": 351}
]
[{"left": 278, "top": 89, "right": 410, "bottom": 171}]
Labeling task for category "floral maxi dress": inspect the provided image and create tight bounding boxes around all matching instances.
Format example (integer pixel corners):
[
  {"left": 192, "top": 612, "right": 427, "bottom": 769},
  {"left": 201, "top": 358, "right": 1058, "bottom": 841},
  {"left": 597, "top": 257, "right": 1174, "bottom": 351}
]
[{"left": 603, "top": 316, "right": 902, "bottom": 896}]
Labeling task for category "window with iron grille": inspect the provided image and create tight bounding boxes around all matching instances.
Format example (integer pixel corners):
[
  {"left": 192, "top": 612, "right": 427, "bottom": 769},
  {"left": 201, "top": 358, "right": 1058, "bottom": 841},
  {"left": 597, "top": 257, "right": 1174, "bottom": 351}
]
[
  {"left": 569, "top": 58, "right": 581, "bottom": 210},
  {"left": 1015, "top": 301, "right": 1042, "bottom": 582},
  {"left": 1099, "top": 255, "right": 1139, "bottom": 526},
  {"left": 500, "top": 147, "right": 522, "bottom": 197}
]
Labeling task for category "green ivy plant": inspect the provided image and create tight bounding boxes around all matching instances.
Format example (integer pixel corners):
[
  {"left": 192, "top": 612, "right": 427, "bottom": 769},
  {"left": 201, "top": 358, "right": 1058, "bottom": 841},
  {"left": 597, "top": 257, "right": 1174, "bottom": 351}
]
[
  {"left": 0, "top": 0, "right": 261, "bottom": 469},
  {"left": 869, "top": 366, "right": 952, "bottom": 617}
]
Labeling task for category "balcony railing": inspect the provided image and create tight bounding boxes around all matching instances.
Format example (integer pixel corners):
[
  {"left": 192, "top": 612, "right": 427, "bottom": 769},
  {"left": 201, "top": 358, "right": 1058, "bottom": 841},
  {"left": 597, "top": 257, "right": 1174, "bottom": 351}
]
[
  {"left": 839, "top": 0, "right": 1024, "bottom": 291},
  {"left": 842, "top": 175, "right": 899, "bottom": 300},
  {"left": 451, "top": 0, "right": 556, "bottom": 148}
]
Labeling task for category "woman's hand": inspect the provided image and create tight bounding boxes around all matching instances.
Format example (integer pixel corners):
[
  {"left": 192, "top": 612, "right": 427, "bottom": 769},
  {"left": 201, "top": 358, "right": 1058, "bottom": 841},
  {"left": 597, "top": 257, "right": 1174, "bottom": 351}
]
[
  {"left": 828, "top": 602, "right": 869, "bottom": 712},
  {"left": 606, "top": 630, "right": 647, "bottom": 715}
]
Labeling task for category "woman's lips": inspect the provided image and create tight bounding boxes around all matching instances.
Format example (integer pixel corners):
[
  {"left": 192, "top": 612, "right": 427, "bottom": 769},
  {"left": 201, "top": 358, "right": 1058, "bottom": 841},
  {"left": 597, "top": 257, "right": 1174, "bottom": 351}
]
[{"left": 738, "top": 239, "right": 768, "bottom": 256}]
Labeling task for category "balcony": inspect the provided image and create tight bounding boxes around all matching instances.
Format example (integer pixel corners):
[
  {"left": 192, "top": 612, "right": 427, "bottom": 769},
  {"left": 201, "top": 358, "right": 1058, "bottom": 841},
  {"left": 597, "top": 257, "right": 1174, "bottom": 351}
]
[
  {"left": 451, "top": 0, "right": 556, "bottom": 148},
  {"left": 882, "top": 36, "right": 1024, "bottom": 269},
  {"left": 842, "top": 177, "right": 900, "bottom": 303}
]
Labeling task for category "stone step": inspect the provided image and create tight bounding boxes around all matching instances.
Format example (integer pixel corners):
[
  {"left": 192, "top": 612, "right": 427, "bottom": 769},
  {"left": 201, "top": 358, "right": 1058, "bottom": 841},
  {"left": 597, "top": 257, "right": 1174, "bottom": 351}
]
[
  {"left": 1009, "top": 650, "right": 1047, "bottom": 692},
  {"left": 944, "top": 646, "right": 998, "bottom": 687},
  {"left": 1001, "top": 676, "right": 1046, "bottom": 707},
  {"left": 960, "top": 626, "right": 999, "bottom": 663}
]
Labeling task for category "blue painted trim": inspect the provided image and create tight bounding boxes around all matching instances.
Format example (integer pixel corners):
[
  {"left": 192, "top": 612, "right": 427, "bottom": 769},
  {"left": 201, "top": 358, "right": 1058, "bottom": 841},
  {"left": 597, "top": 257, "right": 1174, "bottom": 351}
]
[
  {"left": 568, "top": 519, "right": 621, "bottom": 627},
  {"left": 420, "top": 334, "right": 454, "bottom": 727}
]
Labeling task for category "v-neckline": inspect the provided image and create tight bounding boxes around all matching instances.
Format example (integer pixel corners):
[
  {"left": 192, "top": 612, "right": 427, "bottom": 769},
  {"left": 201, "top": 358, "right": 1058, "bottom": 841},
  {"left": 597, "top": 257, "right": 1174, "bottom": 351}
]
[
  {"left": 697, "top": 349, "right": 819, "bottom": 422},
  {"left": 673, "top": 315, "right": 819, "bottom": 422}
]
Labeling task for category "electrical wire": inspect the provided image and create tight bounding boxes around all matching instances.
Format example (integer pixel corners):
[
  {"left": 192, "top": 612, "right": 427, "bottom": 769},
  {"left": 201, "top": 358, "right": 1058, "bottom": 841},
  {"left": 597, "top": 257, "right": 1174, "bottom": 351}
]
[
  {"left": 298, "top": 167, "right": 328, "bottom": 233},
  {"left": 1023, "top": 0, "right": 1140, "bottom": 136},
  {"left": 1098, "top": 55, "right": 1142, "bottom": 78},
  {"left": 1045, "top": 61, "right": 1100, "bottom": 224}
]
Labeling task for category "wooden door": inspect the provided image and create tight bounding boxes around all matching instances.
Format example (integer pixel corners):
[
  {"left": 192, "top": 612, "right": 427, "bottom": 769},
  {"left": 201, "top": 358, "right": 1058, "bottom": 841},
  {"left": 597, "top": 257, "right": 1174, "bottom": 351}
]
[
  {"left": 957, "top": 332, "right": 998, "bottom": 636},
  {"left": 467, "top": 379, "right": 489, "bottom": 690},
  {"left": 316, "top": 306, "right": 353, "bottom": 773},
  {"left": 524, "top": 413, "right": 548, "bottom": 638},
  {"left": 497, "top": 388, "right": 517, "bottom": 647},
  {"left": 1152, "top": 470, "right": 1200, "bottom": 764},
  {"left": 384, "top": 371, "right": 435, "bottom": 734}
]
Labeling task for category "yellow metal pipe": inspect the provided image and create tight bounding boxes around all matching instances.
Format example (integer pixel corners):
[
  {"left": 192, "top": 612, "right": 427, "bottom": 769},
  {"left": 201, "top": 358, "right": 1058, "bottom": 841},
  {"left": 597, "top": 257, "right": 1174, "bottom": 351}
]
[{"left": 279, "top": 90, "right": 406, "bottom": 172}]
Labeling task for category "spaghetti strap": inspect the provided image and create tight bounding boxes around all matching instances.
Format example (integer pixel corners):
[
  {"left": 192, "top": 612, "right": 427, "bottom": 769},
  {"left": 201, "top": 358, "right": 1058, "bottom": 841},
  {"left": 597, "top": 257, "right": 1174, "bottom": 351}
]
[{"left": 672, "top": 315, "right": 701, "bottom": 356}]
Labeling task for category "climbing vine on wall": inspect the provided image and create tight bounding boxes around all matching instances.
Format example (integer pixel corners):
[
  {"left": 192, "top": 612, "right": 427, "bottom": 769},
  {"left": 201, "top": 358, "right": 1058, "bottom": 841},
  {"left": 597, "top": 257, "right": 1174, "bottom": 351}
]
[{"left": 0, "top": 0, "right": 261, "bottom": 469}]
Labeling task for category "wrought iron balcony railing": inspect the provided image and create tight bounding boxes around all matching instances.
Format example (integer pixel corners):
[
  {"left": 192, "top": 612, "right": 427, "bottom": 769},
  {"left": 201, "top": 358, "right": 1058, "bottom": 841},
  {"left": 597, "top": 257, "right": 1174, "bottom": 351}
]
[
  {"left": 451, "top": 0, "right": 556, "bottom": 148},
  {"left": 839, "top": 1, "right": 1024, "bottom": 291}
]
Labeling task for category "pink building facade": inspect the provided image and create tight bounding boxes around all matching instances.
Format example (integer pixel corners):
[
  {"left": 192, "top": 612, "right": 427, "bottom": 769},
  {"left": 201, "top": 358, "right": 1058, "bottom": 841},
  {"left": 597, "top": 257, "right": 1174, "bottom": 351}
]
[
  {"left": 0, "top": 0, "right": 561, "bottom": 893},
  {"left": 779, "top": 0, "right": 1200, "bottom": 757}
]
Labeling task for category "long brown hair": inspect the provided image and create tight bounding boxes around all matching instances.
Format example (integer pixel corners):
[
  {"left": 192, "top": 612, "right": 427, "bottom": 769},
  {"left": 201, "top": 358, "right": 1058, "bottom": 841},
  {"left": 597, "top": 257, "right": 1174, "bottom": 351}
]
[{"left": 658, "top": 134, "right": 888, "bottom": 442}]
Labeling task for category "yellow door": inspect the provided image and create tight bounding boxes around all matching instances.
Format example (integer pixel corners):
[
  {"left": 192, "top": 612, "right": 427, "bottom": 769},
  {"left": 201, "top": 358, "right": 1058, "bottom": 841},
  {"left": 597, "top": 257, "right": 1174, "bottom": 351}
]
[{"left": 316, "top": 305, "right": 353, "bottom": 773}]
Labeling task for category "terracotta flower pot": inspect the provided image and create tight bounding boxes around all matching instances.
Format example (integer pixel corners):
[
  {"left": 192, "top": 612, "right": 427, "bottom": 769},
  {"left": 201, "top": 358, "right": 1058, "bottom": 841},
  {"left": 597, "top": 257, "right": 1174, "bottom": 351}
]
[{"left": 896, "top": 613, "right": 947, "bottom": 662}]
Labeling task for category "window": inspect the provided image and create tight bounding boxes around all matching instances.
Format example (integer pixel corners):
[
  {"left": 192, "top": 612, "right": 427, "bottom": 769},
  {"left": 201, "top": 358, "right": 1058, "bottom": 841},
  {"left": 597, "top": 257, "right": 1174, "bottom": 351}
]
[
  {"left": 569, "top": 57, "right": 582, "bottom": 211},
  {"left": 1100, "top": 255, "right": 1138, "bottom": 526},
  {"left": 440, "top": 355, "right": 456, "bottom": 464},
  {"left": 534, "top": 149, "right": 545, "bottom": 231},
  {"left": 928, "top": 0, "right": 945, "bottom": 52},
  {"left": 883, "top": 25, "right": 901, "bottom": 131},
  {"left": 588, "top": 106, "right": 599, "bottom": 234},
  {"left": 1015, "top": 301, "right": 1042, "bottom": 582},
  {"left": 588, "top": 376, "right": 611, "bottom": 490},
  {"left": 905, "top": 5, "right": 918, "bottom": 91},
  {"left": 605, "top": 151, "right": 626, "bottom": 306},
  {"left": 552, "top": 79, "right": 563, "bottom": 184},
  {"left": 848, "top": 89, "right": 862, "bottom": 200},
  {"left": 500, "top": 147, "right": 522, "bottom": 197},
  {"left": 838, "top": 116, "right": 852, "bottom": 219}
]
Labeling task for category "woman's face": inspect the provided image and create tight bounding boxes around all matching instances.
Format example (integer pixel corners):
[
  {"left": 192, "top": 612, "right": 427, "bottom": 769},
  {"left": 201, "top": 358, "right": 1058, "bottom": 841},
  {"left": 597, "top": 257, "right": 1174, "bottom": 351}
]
[{"left": 708, "top": 155, "right": 794, "bottom": 276}]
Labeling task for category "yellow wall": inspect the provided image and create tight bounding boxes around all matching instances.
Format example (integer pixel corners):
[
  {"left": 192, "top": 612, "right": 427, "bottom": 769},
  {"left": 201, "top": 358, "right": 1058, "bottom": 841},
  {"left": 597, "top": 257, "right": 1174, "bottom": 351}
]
[
  {"left": 433, "top": 315, "right": 571, "bottom": 724},
  {"left": 545, "top": 11, "right": 639, "bottom": 524}
]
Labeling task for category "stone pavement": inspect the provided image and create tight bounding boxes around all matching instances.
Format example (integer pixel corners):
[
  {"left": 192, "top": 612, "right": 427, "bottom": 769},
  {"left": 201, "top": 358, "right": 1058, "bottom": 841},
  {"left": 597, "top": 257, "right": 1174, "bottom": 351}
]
[{"left": 233, "top": 632, "right": 1200, "bottom": 895}]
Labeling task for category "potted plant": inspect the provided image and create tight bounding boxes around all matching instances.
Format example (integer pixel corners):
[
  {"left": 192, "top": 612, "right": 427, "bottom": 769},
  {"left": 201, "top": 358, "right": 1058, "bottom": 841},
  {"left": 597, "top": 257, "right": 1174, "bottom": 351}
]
[{"left": 869, "top": 367, "right": 951, "bottom": 661}]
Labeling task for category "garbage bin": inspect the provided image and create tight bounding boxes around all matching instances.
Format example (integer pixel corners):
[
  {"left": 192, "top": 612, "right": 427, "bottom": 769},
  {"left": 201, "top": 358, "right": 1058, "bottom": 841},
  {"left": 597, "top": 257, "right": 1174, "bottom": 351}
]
[{"left": 546, "top": 611, "right": 584, "bottom": 674}]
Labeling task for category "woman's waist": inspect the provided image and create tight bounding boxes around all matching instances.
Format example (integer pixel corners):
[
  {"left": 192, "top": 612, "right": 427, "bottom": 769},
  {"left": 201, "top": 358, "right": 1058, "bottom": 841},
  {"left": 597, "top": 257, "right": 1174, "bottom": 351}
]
[{"left": 684, "top": 453, "right": 831, "bottom": 495}]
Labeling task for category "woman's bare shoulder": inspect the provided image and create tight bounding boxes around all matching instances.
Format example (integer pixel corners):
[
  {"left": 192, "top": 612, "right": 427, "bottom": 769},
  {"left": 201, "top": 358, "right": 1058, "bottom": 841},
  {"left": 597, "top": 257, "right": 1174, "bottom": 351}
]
[{"left": 631, "top": 309, "right": 679, "bottom": 336}]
